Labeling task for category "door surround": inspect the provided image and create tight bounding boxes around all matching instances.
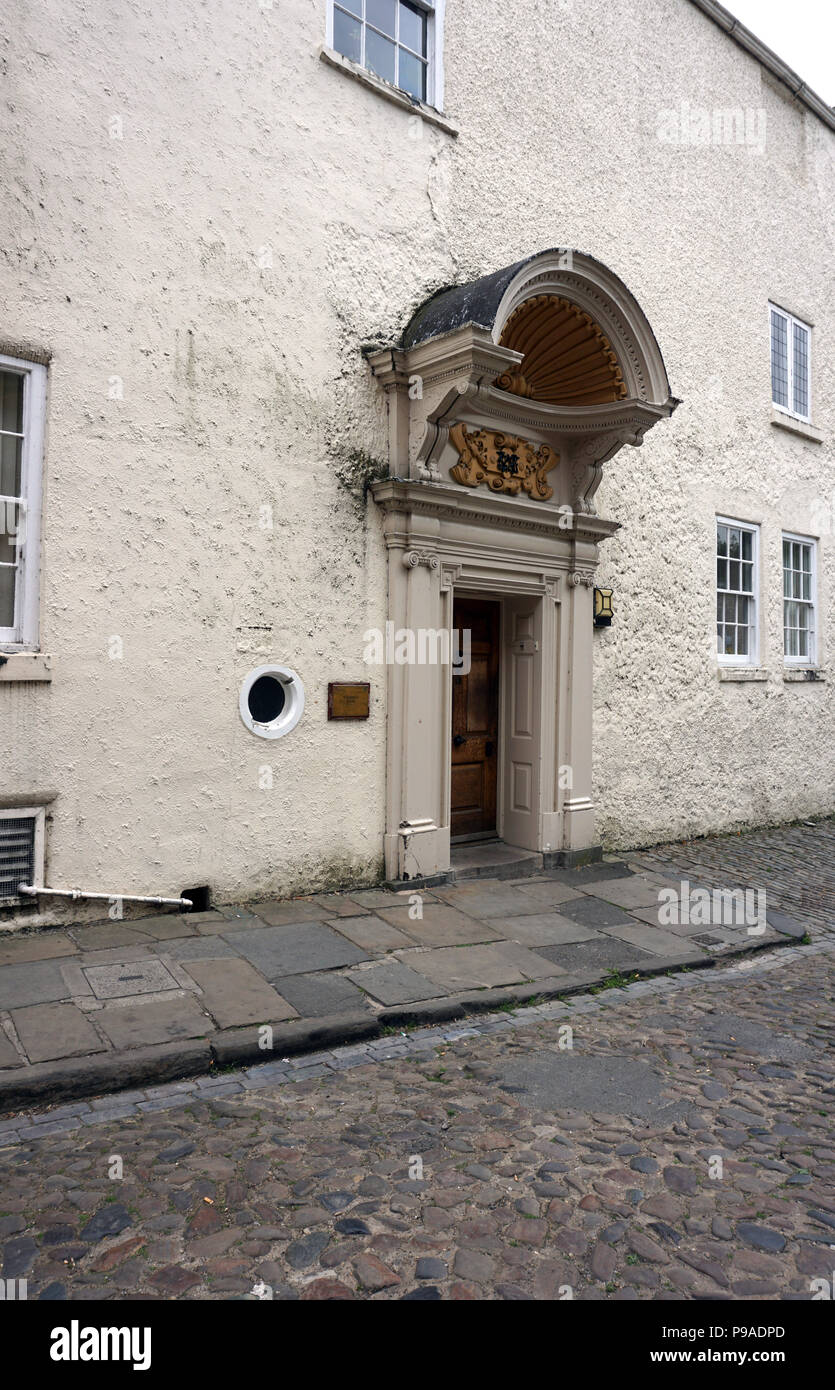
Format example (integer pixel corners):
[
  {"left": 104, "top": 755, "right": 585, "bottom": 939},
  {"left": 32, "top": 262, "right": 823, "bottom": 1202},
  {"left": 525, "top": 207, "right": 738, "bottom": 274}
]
[
  {"left": 368, "top": 249, "right": 677, "bottom": 882},
  {"left": 371, "top": 482, "right": 611, "bottom": 881}
]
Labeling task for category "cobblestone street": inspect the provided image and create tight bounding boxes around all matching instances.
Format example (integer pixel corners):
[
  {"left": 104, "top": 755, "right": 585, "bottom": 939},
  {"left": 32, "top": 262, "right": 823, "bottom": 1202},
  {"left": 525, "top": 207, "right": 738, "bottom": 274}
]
[
  {"left": 1, "top": 936, "right": 833, "bottom": 1302},
  {"left": 2, "top": 820, "right": 834, "bottom": 1304}
]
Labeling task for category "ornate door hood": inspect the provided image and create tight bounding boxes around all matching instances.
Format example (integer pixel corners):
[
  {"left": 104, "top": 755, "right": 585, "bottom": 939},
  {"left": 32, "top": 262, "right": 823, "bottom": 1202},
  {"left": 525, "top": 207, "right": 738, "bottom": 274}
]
[{"left": 367, "top": 248, "right": 678, "bottom": 526}]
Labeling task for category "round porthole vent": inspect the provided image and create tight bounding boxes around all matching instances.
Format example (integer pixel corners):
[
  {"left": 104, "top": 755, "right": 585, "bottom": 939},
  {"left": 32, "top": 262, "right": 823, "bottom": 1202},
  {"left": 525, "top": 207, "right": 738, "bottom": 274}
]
[{"left": 239, "top": 664, "right": 305, "bottom": 740}]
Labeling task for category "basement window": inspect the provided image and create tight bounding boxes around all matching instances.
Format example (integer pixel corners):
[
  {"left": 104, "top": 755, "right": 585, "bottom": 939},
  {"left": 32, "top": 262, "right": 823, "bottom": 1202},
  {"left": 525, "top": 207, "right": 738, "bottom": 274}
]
[
  {"left": 0, "top": 806, "right": 45, "bottom": 904},
  {"left": 239, "top": 664, "right": 305, "bottom": 740}
]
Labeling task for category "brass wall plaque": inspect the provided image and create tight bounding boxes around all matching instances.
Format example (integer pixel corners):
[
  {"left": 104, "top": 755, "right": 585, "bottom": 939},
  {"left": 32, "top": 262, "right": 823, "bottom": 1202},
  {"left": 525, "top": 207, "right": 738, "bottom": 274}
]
[{"left": 328, "top": 682, "right": 371, "bottom": 720}]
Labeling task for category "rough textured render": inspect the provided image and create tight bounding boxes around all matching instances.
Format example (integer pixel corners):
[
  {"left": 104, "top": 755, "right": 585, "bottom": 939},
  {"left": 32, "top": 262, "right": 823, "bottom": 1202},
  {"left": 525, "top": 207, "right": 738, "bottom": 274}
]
[{"left": 1, "top": 0, "right": 833, "bottom": 922}]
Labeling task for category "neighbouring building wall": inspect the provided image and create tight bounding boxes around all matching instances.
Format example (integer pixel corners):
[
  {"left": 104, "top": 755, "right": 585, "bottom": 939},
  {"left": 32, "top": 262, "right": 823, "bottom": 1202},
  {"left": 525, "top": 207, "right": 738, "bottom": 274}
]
[{"left": 2, "top": 0, "right": 833, "bottom": 920}]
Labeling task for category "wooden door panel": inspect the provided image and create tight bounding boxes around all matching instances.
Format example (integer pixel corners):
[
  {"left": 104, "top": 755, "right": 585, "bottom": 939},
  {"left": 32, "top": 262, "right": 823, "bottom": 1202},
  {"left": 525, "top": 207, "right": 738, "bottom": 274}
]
[
  {"left": 451, "top": 598, "right": 499, "bottom": 838},
  {"left": 501, "top": 597, "right": 544, "bottom": 852}
]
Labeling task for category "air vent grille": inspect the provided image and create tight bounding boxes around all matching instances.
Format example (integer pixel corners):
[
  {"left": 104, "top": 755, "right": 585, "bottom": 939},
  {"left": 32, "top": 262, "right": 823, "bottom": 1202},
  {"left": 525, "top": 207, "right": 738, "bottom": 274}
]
[{"left": 0, "top": 816, "right": 36, "bottom": 900}]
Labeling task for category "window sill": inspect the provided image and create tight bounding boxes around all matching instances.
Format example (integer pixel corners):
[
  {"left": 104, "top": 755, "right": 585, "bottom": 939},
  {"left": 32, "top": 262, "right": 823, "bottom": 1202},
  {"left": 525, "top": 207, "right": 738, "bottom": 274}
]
[
  {"left": 718, "top": 666, "right": 768, "bottom": 682},
  {"left": 783, "top": 667, "right": 826, "bottom": 682},
  {"left": 0, "top": 653, "right": 52, "bottom": 683},
  {"left": 318, "top": 46, "right": 459, "bottom": 137},
  {"left": 771, "top": 409, "right": 823, "bottom": 444}
]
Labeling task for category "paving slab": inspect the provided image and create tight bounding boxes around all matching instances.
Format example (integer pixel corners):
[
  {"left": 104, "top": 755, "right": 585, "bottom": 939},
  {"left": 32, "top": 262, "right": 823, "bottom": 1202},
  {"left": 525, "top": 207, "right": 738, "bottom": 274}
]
[
  {"left": 0, "top": 932, "right": 78, "bottom": 964},
  {"left": 122, "top": 915, "right": 198, "bottom": 941},
  {"left": 499, "top": 914, "right": 600, "bottom": 947},
  {"left": 84, "top": 959, "right": 180, "bottom": 1000},
  {"left": 577, "top": 875, "right": 664, "bottom": 910},
  {"left": 75, "top": 945, "right": 154, "bottom": 967},
  {"left": 601, "top": 922, "right": 709, "bottom": 957},
  {"left": 10, "top": 1003, "right": 106, "bottom": 1063},
  {"left": 0, "top": 1030, "right": 23, "bottom": 1069},
  {"left": 151, "top": 936, "right": 242, "bottom": 961},
  {"left": 543, "top": 860, "right": 634, "bottom": 886},
  {"left": 330, "top": 915, "right": 414, "bottom": 953},
  {"left": 345, "top": 889, "right": 413, "bottom": 910},
  {"left": 68, "top": 924, "right": 157, "bottom": 950},
  {"left": 249, "top": 899, "right": 331, "bottom": 927},
  {"left": 405, "top": 942, "right": 565, "bottom": 991},
  {"left": 195, "top": 916, "right": 254, "bottom": 935},
  {"left": 435, "top": 881, "right": 552, "bottom": 919},
  {"left": 310, "top": 894, "right": 371, "bottom": 917},
  {"left": 223, "top": 922, "right": 368, "bottom": 977},
  {"left": 511, "top": 880, "right": 588, "bottom": 908},
  {"left": 0, "top": 960, "right": 71, "bottom": 1010},
  {"left": 766, "top": 909, "right": 808, "bottom": 939},
  {"left": 346, "top": 960, "right": 441, "bottom": 1005},
  {"left": 554, "top": 896, "right": 636, "bottom": 929},
  {"left": 216, "top": 906, "right": 264, "bottom": 923},
  {"left": 95, "top": 997, "right": 213, "bottom": 1049},
  {"left": 183, "top": 959, "right": 298, "bottom": 1028},
  {"left": 377, "top": 903, "right": 502, "bottom": 945},
  {"left": 534, "top": 936, "right": 657, "bottom": 973},
  {"left": 273, "top": 972, "right": 372, "bottom": 1019}
]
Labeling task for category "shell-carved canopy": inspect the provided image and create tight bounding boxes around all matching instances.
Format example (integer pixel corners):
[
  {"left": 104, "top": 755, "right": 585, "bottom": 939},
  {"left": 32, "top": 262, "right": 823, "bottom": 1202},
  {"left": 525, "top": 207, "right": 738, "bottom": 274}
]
[
  {"left": 496, "top": 294, "right": 627, "bottom": 406},
  {"left": 398, "top": 248, "right": 676, "bottom": 410}
]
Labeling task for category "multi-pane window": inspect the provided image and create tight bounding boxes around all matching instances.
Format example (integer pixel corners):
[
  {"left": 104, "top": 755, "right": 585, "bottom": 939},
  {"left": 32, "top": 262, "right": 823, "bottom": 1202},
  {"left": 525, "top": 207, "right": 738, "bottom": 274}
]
[
  {"left": 0, "top": 355, "right": 47, "bottom": 648},
  {"left": 783, "top": 534, "right": 816, "bottom": 663},
  {"left": 770, "top": 303, "right": 811, "bottom": 421},
  {"left": 716, "top": 519, "right": 758, "bottom": 662},
  {"left": 331, "top": 0, "right": 432, "bottom": 103}
]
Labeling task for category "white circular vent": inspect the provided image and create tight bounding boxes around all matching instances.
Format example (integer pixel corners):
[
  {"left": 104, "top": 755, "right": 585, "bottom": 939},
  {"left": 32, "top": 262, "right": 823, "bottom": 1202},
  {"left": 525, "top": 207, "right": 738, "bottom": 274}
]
[{"left": 239, "top": 664, "right": 305, "bottom": 740}]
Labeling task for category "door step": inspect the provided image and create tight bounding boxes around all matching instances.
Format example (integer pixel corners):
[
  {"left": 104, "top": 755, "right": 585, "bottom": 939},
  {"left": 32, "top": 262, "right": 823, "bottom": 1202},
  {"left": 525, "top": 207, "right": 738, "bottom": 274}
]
[{"left": 450, "top": 841, "right": 543, "bottom": 882}]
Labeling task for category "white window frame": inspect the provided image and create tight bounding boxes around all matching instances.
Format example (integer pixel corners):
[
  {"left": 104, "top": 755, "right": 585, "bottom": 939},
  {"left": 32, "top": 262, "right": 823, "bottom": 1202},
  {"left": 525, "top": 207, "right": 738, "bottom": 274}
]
[
  {"left": 0, "top": 354, "right": 47, "bottom": 651},
  {"left": 0, "top": 805, "right": 46, "bottom": 904},
  {"left": 716, "top": 516, "right": 760, "bottom": 666},
  {"left": 769, "top": 302, "right": 812, "bottom": 424},
  {"left": 782, "top": 531, "right": 817, "bottom": 666},
  {"left": 326, "top": 0, "right": 445, "bottom": 111}
]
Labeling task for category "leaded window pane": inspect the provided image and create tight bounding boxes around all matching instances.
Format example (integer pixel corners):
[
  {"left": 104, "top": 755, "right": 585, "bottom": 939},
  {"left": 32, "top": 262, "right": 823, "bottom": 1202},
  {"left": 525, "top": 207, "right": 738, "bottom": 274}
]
[{"left": 771, "top": 309, "right": 788, "bottom": 408}]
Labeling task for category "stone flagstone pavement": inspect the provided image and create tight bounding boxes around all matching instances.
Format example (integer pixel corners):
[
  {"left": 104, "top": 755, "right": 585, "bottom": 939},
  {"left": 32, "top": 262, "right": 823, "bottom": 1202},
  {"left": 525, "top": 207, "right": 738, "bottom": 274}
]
[{"left": 0, "top": 826, "right": 817, "bottom": 1108}]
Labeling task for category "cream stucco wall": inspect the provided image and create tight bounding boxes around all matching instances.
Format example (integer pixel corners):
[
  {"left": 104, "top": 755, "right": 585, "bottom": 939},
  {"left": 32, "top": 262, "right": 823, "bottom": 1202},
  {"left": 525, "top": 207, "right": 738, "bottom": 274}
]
[{"left": 2, "top": 0, "right": 833, "bottom": 920}]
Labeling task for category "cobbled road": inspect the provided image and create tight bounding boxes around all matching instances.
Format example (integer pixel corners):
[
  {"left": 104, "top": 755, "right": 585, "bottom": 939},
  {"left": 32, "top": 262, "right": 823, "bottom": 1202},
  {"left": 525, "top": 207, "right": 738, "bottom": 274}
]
[{"left": 1, "top": 941, "right": 833, "bottom": 1301}]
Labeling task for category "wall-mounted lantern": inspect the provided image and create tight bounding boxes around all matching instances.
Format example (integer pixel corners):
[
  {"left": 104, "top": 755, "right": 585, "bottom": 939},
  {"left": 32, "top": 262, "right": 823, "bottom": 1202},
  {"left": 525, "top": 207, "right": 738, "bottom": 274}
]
[{"left": 594, "top": 587, "right": 614, "bottom": 627}]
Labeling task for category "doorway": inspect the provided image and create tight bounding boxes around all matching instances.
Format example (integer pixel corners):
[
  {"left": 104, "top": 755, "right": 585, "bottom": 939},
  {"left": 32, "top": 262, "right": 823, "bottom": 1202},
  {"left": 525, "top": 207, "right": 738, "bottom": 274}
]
[{"left": 450, "top": 597, "right": 500, "bottom": 840}]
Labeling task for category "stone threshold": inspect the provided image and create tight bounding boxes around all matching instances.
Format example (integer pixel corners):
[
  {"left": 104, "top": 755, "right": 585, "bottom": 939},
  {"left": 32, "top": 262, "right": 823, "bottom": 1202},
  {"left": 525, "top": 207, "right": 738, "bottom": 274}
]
[{"left": 0, "top": 929, "right": 798, "bottom": 1122}]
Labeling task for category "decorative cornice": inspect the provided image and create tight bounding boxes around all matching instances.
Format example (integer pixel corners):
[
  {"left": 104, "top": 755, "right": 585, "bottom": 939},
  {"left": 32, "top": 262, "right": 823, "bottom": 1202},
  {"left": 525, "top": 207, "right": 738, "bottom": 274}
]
[
  {"left": 370, "top": 478, "right": 621, "bottom": 543},
  {"left": 367, "top": 326, "right": 520, "bottom": 395}
]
